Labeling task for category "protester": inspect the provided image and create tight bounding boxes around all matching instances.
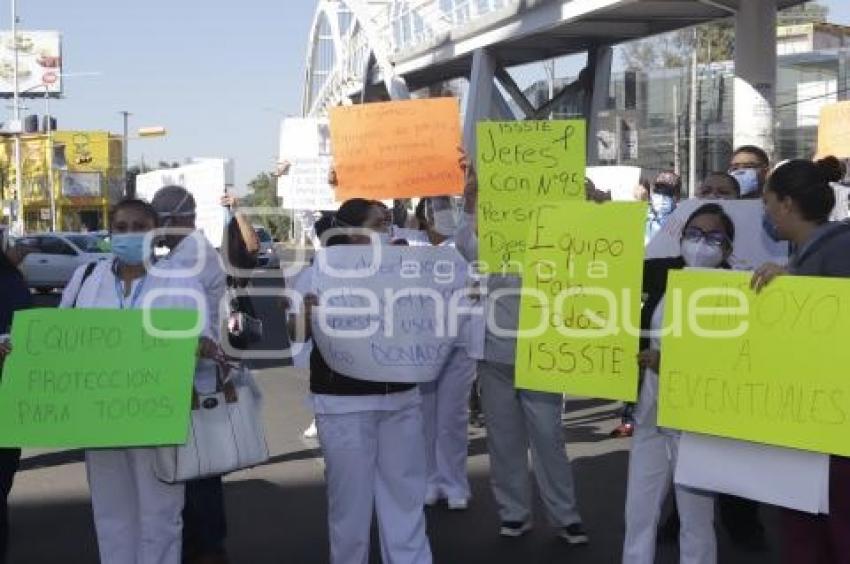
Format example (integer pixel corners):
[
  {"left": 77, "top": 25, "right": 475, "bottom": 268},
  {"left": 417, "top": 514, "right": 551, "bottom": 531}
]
[
  {"left": 56, "top": 198, "right": 212, "bottom": 564},
  {"left": 729, "top": 145, "right": 770, "bottom": 200},
  {"left": 623, "top": 203, "right": 735, "bottom": 564},
  {"left": 413, "top": 197, "right": 476, "bottom": 510},
  {"left": 290, "top": 198, "right": 432, "bottom": 564},
  {"left": 645, "top": 171, "right": 681, "bottom": 243},
  {"left": 0, "top": 248, "right": 31, "bottom": 564},
  {"left": 150, "top": 186, "right": 230, "bottom": 564},
  {"left": 455, "top": 165, "right": 588, "bottom": 544},
  {"left": 750, "top": 158, "right": 850, "bottom": 564},
  {"left": 295, "top": 211, "right": 335, "bottom": 441},
  {"left": 696, "top": 172, "right": 741, "bottom": 200}
]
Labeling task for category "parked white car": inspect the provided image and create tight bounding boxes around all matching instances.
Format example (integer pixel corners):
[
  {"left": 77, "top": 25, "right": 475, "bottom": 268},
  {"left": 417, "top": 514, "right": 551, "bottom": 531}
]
[{"left": 14, "top": 232, "right": 111, "bottom": 293}]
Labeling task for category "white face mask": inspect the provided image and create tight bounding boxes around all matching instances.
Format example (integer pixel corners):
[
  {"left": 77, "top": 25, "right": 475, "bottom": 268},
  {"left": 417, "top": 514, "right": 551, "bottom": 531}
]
[
  {"left": 681, "top": 239, "right": 724, "bottom": 268},
  {"left": 433, "top": 209, "right": 457, "bottom": 237}
]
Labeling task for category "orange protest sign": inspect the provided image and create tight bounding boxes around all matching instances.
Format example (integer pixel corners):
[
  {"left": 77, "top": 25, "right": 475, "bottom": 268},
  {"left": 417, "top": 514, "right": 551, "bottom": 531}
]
[
  {"left": 817, "top": 101, "right": 850, "bottom": 159},
  {"left": 329, "top": 98, "right": 464, "bottom": 200}
]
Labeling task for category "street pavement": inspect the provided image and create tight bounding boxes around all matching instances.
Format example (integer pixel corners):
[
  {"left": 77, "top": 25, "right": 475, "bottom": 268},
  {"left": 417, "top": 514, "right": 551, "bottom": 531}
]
[{"left": 10, "top": 277, "right": 784, "bottom": 563}]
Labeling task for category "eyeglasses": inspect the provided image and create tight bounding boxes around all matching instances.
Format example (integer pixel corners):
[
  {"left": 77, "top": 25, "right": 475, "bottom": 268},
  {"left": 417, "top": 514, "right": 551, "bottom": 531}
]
[{"left": 682, "top": 226, "right": 728, "bottom": 247}]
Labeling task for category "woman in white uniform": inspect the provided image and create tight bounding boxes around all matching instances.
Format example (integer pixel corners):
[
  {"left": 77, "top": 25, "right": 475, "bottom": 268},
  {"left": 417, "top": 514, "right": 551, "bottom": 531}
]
[
  {"left": 289, "top": 198, "right": 432, "bottom": 564},
  {"left": 622, "top": 203, "right": 735, "bottom": 564},
  {"left": 412, "top": 197, "right": 476, "bottom": 509},
  {"left": 58, "top": 199, "right": 212, "bottom": 564}
]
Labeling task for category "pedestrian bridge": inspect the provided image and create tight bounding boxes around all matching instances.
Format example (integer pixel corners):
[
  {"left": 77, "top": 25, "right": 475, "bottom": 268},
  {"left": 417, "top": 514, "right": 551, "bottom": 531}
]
[{"left": 304, "top": 0, "right": 805, "bottom": 159}]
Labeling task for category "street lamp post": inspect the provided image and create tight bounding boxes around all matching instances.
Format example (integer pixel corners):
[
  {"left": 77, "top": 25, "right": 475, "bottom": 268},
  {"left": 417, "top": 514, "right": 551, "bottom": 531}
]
[
  {"left": 120, "top": 111, "right": 131, "bottom": 196},
  {"left": 10, "top": 0, "right": 22, "bottom": 235}
]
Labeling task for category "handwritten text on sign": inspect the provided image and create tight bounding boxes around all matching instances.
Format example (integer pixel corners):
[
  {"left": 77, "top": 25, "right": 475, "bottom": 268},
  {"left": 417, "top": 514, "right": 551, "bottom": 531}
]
[
  {"left": 515, "top": 202, "right": 646, "bottom": 401},
  {"left": 311, "top": 245, "right": 471, "bottom": 383},
  {"left": 0, "top": 309, "right": 199, "bottom": 448},
  {"left": 658, "top": 270, "right": 850, "bottom": 456},
  {"left": 476, "top": 120, "right": 586, "bottom": 273},
  {"left": 329, "top": 98, "right": 464, "bottom": 201}
]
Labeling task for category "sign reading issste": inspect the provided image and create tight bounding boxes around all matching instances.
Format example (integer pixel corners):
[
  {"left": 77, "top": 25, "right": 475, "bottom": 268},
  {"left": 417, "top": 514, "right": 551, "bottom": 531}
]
[
  {"left": 0, "top": 309, "right": 200, "bottom": 448},
  {"left": 476, "top": 120, "right": 586, "bottom": 273}
]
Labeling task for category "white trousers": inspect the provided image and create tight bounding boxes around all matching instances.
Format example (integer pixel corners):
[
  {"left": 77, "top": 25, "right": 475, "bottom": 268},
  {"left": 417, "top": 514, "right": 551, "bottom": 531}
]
[
  {"left": 622, "top": 424, "right": 716, "bottom": 564},
  {"left": 316, "top": 402, "right": 432, "bottom": 564},
  {"left": 478, "top": 360, "right": 582, "bottom": 526},
  {"left": 86, "top": 448, "right": 185, "bottom": 564},
  {"left": 420, "top": 348, "right": 476, "bottom": 501}
]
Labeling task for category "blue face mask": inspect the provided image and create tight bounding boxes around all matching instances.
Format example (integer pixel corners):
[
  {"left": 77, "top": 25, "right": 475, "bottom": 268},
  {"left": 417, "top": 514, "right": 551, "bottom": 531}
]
[
  {"left": 730, "top": 168, "right": 761, "bottom": 196},
  {"left": 761, "top": 212, "right": 782, "bottom": 242},
  {"left": 650, "top": 193, "right": 675, "bottom": 217},
  {"left": 111, "top": 233, "right": 148, "bottom": 265}
]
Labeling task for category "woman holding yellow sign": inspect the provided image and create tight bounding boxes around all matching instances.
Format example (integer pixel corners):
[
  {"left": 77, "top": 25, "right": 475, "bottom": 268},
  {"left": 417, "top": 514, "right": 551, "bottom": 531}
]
[
  {"left": 623, "top": 203, "right": 736, "bottom": 564},
  {"left": 750, "top": 157, "right": 850, "bottom": 564}
]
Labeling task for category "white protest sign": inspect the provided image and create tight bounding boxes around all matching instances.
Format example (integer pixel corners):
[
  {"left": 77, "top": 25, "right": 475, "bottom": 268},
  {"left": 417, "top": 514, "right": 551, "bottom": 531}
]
[
  {"left": 135, "top": 158, "right": 232, "bottom": 248},
  {"left": 311, "top": 245, "right": 470, "bottom": 383},
  {"left": 646, "top": 199, "right": 789, "bottom": 269},
  {"left": 278, "top": 117, "right": 338, "bottom": 211},
  {"left": 675, "top": 432, "right": 829, "bottom": 514},
  {"left": 586, "top": 166, "right": 642, "bottom": 201}
]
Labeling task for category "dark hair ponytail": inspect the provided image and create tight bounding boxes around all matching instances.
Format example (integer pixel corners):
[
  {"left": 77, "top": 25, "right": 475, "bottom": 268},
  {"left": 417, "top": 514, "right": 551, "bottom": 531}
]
[
  {"left": 326, "top": 198, "right": 376, "bottom": 247},
  {"left": 766, "top": 159, "right": 838, "bottom": 223}
]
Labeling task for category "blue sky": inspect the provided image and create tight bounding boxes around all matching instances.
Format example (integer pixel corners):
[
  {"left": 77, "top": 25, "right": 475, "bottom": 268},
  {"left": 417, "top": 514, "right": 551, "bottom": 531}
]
[{"left": 18, "top": 1, "right": 850, "bottom": 191}]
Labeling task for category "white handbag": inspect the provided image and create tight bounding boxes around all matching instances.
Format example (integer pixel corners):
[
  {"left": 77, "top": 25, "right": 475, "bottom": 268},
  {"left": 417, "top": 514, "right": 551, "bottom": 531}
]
[{"left": 154, "top": 362, "right": 269, "bottom": 483}]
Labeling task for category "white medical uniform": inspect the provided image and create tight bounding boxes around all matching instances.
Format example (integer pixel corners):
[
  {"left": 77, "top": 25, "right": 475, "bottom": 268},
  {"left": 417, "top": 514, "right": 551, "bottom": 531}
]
[
  {"left": 622, "top": 299, "right": 716, "bottom": 564},
  {"left": 157, "top": 233, "right": 227, "bottom": 393},
  {"left": 415, "top": 236, "right": 476, "bottom": 504},
  {"left": 60, "top": 259, "right": 210, "bottom": 564},
  {"left": 454, "top": 212, "right": 584, "bottom": 528},
  {"left": 301, "top": 261, "right": 432, "bottom": 564}
]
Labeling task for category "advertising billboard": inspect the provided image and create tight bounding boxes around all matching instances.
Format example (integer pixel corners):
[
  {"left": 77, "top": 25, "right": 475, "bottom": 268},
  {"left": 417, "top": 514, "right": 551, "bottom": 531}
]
[{"left": 0, "top": 31, "right": 62, "bottom": 98}]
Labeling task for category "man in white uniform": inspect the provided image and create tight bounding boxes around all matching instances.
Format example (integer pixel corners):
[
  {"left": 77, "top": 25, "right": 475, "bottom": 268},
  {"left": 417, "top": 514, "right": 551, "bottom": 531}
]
[{"left": 151, "top": 186, "right": 229, "bottom": 563}]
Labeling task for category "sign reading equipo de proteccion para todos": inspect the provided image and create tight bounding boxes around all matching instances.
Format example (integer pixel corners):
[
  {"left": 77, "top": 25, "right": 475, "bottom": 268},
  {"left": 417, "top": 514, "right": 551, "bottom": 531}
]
[{"left": 0, "top": 309, "right": 200, "bottom": 448}]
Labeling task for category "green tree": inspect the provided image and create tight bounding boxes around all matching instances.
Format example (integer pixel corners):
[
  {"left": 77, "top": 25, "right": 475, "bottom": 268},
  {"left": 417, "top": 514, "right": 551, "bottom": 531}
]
[{"left": 241, "top": 172, "right": 290, "bottom": 241}]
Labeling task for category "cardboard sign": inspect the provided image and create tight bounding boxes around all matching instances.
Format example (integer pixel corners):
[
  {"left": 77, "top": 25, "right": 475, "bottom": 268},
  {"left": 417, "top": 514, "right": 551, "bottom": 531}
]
[
  {"left": 515, "top": 202, "right": 646, "bottom": 401},
  {"left": 311, "top": 245, "right": 471, "bottom": 383},
  {"left": 817, "top": 101, "right": 850, "bottom": 159},
  {"left": 646, "top": 199, "right": 788, "bottom": 269},
  {"left": 659, "top": 270, "right": 850, "bottom": 456},
  {"left": 675, "top": 433, "right": 829, "bottom": 514},
  {"left": 329, "top": 98, "right": 464, "bottom": 201},
  {"left": 586, "top": 165, "right": 642, "bottom": 201},
  {"left": 0, "top": 309, "right": 199, "bottom": 448},
  {"left": 477, "top": 120, "right": 586, "bottom": 273},
  {"left": 278, "top": 117, "right": 338, "bottom": 211}
]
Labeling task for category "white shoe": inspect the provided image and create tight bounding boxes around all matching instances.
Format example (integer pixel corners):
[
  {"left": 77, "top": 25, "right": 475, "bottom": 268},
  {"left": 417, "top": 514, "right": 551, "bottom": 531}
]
[
  {"left": 448, "top": 498, "right": 468, "bottom": 511},
  {"left": 302, "top": 420, "right": 318, "bottom": 439}
]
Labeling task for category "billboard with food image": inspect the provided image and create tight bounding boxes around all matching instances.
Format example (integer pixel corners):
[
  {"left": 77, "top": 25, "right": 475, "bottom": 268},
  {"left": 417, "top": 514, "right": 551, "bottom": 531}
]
[{"left": 0, "top": 31, "right": 62, "bottom": 97}]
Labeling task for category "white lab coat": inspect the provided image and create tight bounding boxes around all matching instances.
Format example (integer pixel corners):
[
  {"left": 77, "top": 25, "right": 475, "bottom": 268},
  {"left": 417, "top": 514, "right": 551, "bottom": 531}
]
[
  {"left": 61, "top": 259, "right": 210, "bottom": 564},
  {"left": 622, "top": 299, "right": 716, "bottom": 564},
  {"left": 303, "top": 261, "right": 432, "bottom": 564},
  {"left": 415, "top": 236, "right": 477, "bottom": 503}
]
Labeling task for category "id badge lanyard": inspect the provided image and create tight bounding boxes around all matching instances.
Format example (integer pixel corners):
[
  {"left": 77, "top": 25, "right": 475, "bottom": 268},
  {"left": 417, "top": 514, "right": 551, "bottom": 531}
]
[{"left": 114, "top": 275, "right": 147, "bottom": 309}]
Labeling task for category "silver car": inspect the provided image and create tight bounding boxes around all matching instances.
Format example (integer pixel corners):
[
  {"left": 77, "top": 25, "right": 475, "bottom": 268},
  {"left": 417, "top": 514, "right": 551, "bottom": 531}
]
[{"left": 15, "top": 232, "right": 111, "bottom": 293}]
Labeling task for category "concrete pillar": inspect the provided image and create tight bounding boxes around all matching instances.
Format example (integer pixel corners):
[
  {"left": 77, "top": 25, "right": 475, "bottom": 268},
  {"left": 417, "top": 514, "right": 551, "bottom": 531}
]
[
  {"left": 463, "top": 48, "right": 498, "bottom": 158},
  {"left": 733, "top": 0, "right": 777, "bottom": 158},
  {"left": 587, "top": 45, "right": 613, "bottom": 164}
]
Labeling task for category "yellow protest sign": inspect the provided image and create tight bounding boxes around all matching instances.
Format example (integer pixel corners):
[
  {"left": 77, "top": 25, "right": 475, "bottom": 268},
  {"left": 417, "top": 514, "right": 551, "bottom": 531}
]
[
  {"left": 658, "top": 269, "right": 850, "bottom": 456},
  {"left": 817, "top": 101, "right": 850, "bottom": 159},
  {"left": 476, "top": 120, "right": 586, "bottom": 273},
  {"left": 515, "top": 202, "right": 646, "bottom": 401}
]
